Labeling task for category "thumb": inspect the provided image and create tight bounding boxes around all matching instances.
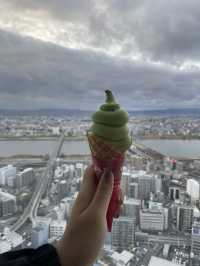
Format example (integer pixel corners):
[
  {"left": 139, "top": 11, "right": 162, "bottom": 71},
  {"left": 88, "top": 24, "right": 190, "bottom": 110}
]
[{"left": 90, "top": 168, "right": 114, "bottom": 216}]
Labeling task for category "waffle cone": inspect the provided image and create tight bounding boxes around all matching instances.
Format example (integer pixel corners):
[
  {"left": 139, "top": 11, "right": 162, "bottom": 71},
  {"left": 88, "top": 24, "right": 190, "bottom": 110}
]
[
  {"left": 87, "top": 132, "right": 125, "bottom": 231},
  {"left": 87, "top": 133, "right": 122, "bottom": 159}
]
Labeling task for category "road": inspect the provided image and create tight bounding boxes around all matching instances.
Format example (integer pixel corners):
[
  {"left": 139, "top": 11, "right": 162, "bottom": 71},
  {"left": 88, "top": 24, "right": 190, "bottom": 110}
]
[
  {"left": 148, "top": 234, "right": 191, "bottom": 246},
  {"left": 136, "top": 243, "right": 162, "bottom": 266},
  {"left": 10, "top": 133, "right": 65, "bottom": 232},
  {"left": 136, "top": 232, "right": 191, "bottom": 246}
]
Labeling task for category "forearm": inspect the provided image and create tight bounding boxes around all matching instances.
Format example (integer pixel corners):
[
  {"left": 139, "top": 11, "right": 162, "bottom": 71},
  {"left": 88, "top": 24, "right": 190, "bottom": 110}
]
[{"left": 0, "top": 244, "right": 60, "bottom": 266}]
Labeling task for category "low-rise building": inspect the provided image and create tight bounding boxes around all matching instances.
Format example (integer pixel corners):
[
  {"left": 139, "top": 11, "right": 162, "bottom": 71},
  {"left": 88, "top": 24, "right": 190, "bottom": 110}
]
[
  {"left": 140, "top": 202, "right": 168, "bottom": 232},
  {"left": 148, "top": 256, "right": 183, "bottom": 266},
  {"left": 111, "top": 217, "right": 135, "bottom": 252},
  {"left": 110, "top": 250, "right": 134, "bottom": 266},
  {"left": 0, "top": 191, "right": 16, "bottom": 217},
  {"left": 50, "top": 220, "right": 66, "bottom": 239}
]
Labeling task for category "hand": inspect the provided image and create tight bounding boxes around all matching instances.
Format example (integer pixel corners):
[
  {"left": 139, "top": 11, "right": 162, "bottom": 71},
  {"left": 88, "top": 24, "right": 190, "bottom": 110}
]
[{"left": 56, "top": 165, "right": 114, "bottom": 266}]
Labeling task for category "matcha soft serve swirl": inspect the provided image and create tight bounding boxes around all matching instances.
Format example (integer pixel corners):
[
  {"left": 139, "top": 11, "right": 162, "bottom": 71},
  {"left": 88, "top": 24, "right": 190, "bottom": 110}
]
[{"left": 91, "top": 90, "right": 132, "bottom": 152}]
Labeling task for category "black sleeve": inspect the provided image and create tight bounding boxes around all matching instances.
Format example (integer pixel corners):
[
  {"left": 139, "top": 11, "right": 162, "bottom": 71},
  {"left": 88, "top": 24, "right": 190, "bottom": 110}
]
[{"left": 0, "top": 244, "right": 61, "bottom": 266}]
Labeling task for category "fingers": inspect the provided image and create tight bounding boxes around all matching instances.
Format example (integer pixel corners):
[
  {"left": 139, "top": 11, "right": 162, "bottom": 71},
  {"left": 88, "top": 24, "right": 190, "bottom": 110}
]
[
  {"left": 89, "top": 169, "right": 114, "bottom": 216},
  {"left": 71, "top": 165, "right": 96, "bottom": 217},
  {"left": 114, "top": 204, "right": 124, "bottom": 218}
]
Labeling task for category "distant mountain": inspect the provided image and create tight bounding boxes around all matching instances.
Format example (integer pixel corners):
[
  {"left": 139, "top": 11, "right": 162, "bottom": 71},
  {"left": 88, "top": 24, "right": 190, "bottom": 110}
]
[
  {"left": 0, "top": 109, "right": 92, "bottom": 118},
  {"left": 129, "top": 108, "right": 200, "bottom": 117},
  {"left": 0, "top": 108, "right": 200, "bottom": 117}
]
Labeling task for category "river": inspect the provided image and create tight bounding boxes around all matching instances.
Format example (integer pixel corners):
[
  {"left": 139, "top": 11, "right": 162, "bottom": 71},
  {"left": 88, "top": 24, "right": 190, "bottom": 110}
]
[
  {"left": 0, "top": 140, "right": 90, "bottom": 157},
  {"left": 0, "top": 139, "right": 200, "bottom": 159},
  {"left": 137, "top": 139, "right": 200, "bottom": 159}
]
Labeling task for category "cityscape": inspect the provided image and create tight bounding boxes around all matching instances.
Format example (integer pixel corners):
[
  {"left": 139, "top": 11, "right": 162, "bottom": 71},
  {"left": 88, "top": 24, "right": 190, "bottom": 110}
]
[
  {"left": 1, "top": 0, "right": 200, "bottom": 265},
  {"left": 0, "top": 111, "right": 200, "bottom": 266}
]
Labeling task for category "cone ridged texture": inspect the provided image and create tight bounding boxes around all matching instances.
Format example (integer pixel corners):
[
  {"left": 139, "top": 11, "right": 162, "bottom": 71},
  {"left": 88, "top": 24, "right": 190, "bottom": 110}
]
[{"left": 87, "top": 133, "right": 122, "bottom": 160}]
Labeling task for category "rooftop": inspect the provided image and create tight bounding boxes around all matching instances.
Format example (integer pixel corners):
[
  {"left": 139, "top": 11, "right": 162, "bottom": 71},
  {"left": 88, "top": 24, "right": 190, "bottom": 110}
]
[
  {"left": 111, "top": 250, "right": 134, "bottom": 265},
  {"left": 149, "top": 256, "right": 183, "bottom": 266},
  {"left": 0, "top": 190, "right": 16, "bottom": 201}
]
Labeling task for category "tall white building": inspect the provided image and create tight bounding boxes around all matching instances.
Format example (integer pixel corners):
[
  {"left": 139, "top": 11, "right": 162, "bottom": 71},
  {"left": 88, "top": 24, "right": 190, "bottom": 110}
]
[
  {"left": 155, "top": 176, "right": 162, "bottom": 192},
  {"left": 111, "top": 217, "right": 135, "bottom": 252},
  {"left": 7, "top": 175, "right": 16, "bottom": 188},
  {"left": 121, "top": 171, "right": 131, "bottom": 196},
  {"left": 16, "top": 168, "right": 35, "bottom": 189},
  {"left": 58, "top": 180, "right": 68, "bottom": 201},
  {"left": 138, "top": 174, "right": 156, "bottom": 200},
  {"left": 31, "top": 224, "right": 49, "bottom": 248},
  {"left": 187, "top": 179, "right": 200, "bottom": 202},
  {"left": 192, "top": 221, "right": 200, "bottom": 256},
  {"left": 34, "top": 217, "right": 51, "bottom": 239},
  {"left": 177, "top": 206, "right": 193, "bottom": 232},
  {"left": 128, "top": 182, "right": 138, "bottom": 199},
  {"left": 0, "top": 191, "right": 16, "bottom": 217},
  {"left": 123, "top": 197, "right": 141, "bottom": 225},
  {"left": 0, "top": 165, "right": 16, "bottom": 186}
]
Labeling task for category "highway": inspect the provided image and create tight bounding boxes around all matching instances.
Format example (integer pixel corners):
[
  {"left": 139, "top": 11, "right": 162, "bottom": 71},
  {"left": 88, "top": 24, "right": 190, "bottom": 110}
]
[
  {"left": 10, "top": 132, "right": 65, "bottom": 232},
  {"left": 147, "top": 234, "right": 191, "bottom": 246},
  {"left": 135, "top": 232, "right": 191, "bottom": 247}
]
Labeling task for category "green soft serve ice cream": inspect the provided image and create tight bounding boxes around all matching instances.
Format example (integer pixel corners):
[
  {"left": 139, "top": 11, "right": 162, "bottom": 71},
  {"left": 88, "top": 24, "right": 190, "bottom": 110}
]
[{"left": 91, "top": 90, "right": 132, "bottom": 152}]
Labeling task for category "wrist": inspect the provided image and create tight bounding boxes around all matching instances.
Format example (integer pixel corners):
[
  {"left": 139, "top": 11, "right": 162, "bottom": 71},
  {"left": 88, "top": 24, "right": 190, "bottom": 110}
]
[
  {"left": 56, "top": 239, "right": 92, "bottom": 266},
  {"left": 55, "top": 239, "right": 72, "bottom": 266}
]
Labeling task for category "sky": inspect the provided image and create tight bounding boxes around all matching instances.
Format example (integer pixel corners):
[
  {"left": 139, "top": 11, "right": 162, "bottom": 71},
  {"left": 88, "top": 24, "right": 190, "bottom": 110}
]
[{"left": 0, "top": 0, "right": 200, "bottom": 110}]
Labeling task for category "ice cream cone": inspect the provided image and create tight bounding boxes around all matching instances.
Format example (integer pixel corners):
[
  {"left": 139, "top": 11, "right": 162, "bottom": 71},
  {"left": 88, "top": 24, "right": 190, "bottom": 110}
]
[
  {"left": 87, "top": 132, "right": 125, "bottom": 231},
  {"left": 87, "top": 89, "right": 132, "bottom": 231}
]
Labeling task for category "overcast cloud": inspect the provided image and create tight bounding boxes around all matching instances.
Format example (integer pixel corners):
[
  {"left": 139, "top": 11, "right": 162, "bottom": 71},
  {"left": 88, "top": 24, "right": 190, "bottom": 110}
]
[{"left": 0, "top": 0, "right": 200, "bottom": 110}]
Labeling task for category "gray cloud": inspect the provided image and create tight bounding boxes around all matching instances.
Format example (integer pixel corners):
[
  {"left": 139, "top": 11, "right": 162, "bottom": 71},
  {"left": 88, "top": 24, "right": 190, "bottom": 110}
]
[
  {"left": 3, "top": 0, "right": 200, "bottom": 65},
  {"left": 4, "top": 0, "right": 93, "bottom": 23},
  {"left": 0, "top": 30, "right": 200, "bottom": 110},
  {"left": 89, "top": 0, "right": 200, "bottom": 64}
]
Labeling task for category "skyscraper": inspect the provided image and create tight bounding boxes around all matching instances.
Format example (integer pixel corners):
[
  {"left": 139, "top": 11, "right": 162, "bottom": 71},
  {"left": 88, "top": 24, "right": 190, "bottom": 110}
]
[
  {"left": 123, "top": 197, "right": 141, "bottom": 225},
  {"left": 138, "top": 174, "right": 156, "bottom": 200},
  {"left": 128, "top": 182, "right": 138, "bottom": 199},
  {"left": 31, "top": 224, "right": 48, "bottom": 248},
  {"left": 0, "top": 165, "right": 16, "bottom": 186},
  {"left": 192, "top": 221, "right": 200, "bottom": 256},
  {"left": 177, "top": 206, "right": 193, "bottom": 232},
  {"left": 187, "top": 179, "right": 200, "bottom": 202},
  {"left": 16, "top": 168, "right": 35, "bottom": 189}
]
